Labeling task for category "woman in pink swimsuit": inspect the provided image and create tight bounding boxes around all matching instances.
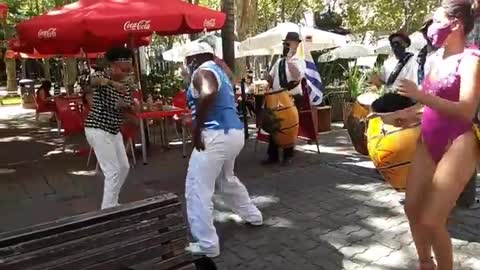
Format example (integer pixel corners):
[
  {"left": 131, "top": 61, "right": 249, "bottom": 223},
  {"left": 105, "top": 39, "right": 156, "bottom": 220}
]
[{"left": 396, "top": 1, "right": 480, "bottom": 269}]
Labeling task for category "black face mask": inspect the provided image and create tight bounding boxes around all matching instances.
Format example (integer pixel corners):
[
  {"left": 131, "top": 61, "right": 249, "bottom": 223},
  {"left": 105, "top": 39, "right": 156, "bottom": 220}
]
[
  {"left": 282, "top": 43, "right": 290, "bottom": 57},
  {"left": 391, "top": 45, "right": 406, "bottom": 59}
]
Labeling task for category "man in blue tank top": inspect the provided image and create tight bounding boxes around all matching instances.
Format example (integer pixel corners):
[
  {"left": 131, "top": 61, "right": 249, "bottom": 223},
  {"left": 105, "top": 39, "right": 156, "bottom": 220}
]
[{"left": 182, "top": 43, "right": 263, "bottom": 258}]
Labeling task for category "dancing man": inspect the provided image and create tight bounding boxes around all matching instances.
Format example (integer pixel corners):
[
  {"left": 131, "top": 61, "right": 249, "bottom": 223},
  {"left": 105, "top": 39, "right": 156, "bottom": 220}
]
[
  {"left": 263, "top": 31, "right": 305, "bottom": 166},
  {"left": 372, "top": 32, "right": 418, "bottom": 88},
  {"left": 84, "top": 46, "right": 134, "bottom": 209},
  {"left": 183, "top": 43, "right": 263, "bottom": 258},
  {"left": 396, "top": 1, "right": 480, "bottom": 269}
]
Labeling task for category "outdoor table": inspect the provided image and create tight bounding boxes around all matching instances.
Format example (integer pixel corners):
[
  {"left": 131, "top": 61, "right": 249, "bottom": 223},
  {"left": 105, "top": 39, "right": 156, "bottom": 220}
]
[{"left": 136, "top": 107, "right": 188, "bottom": 164}]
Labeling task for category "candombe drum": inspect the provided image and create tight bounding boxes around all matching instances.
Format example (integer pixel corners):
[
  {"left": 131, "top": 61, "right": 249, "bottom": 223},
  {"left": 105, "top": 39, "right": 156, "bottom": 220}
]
[
  {"left": 263, "top": 90, "right": 299, "bottom": 147},
  {"left": 366, "top": 104, "right": 422, "bottom": 190},
  {"left": 345, "top": 92, "right": 379, "bottom": 155}
]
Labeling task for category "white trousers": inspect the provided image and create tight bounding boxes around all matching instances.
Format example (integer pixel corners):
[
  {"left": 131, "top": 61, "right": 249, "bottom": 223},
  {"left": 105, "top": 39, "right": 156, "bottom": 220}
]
[
  {"left": 185, "top": 129, "right": 262, "bottom": 254},
  {"left": 85, "top": 127, "right": 130, "bottom": 209}
]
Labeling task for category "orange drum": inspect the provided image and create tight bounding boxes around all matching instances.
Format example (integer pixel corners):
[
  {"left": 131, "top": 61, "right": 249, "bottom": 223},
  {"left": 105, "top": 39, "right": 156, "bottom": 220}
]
[
  {"left": 367, "top": 117, "right": 421, "bottom": 190},
  {"left": 263, "top": 90, "right": 299, "bottom": 148},
  {"left": 345, "top": 92, "right": 379, "bottom": 155}
]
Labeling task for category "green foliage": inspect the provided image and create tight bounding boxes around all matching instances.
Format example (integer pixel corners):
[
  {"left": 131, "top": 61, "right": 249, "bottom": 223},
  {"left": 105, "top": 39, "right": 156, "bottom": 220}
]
[
  {"left": 144, "top": 70, "right": 183, "bottom": 98},
  {"left": 343, "top": 0, "right": 438, "bottom": 34},
  {"left": 343, "top": 65, "right": 367, "bottom": 101}
]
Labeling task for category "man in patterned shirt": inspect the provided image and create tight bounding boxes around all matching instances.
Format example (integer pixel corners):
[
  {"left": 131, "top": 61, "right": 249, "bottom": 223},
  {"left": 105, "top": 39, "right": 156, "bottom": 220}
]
[{"left": 84, "top": 46, "right": 134, "bottom": 209}]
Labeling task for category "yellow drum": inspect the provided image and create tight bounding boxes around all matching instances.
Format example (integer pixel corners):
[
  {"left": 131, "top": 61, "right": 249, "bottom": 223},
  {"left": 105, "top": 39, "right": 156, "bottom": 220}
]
[
  {"left": 367, "top": 117, "right": 421, "bottom": 190},
  {"left": 264, "top": 90, "right": 299, "bottom": 148},
  {"left": 345, "top": 92, "right": 379, "bottom": 155}
]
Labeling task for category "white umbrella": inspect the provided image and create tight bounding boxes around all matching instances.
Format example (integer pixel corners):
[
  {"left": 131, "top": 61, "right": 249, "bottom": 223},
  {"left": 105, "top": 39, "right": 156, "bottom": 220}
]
[
  {"left": 238, "top": 22, "right": 347, "bottom": 56},
  {"left": 318, "top": 43, "right": 374, "bottom": 62},
  {"left": 162, "top": 35, "right": 242, "bottom": 62}
]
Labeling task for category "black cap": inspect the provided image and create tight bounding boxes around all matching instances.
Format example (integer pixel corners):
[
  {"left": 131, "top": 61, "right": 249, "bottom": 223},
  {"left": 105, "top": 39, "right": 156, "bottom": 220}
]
[
  {"left": 388, "top": 32, "right": 411, "bottom": 47},
  {"left": 283, "top": 32, "right": 302, "bottom": 42},
  {"left": 419, "top": 14, "right": 433, "bottom": 33}
]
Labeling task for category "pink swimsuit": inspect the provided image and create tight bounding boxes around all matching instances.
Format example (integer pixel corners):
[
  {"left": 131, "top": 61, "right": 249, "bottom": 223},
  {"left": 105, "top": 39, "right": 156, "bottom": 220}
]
[{"left": 420, "top": 50, "right": 478, "bottom": 163}]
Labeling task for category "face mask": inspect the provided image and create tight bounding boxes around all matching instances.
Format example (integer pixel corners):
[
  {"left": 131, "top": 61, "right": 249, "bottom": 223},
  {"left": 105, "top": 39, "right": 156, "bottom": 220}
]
[
  {"left": 392, "top": 46, "right": 406, "bottom": 59},
  {"left": 427, "top": 21, "right": 453, "bottom": 48}
]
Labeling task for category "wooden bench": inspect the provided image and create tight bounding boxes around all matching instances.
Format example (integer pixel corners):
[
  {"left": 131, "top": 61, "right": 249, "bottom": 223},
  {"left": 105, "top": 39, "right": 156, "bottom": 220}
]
[{"left": 0, "top": 193, "right": 196, "bottom": 270}]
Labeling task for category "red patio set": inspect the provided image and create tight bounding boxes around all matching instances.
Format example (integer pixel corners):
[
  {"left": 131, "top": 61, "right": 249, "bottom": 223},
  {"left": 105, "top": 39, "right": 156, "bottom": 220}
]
[{"left": 9, "top": 0, "right": 228, "bottom": 165}]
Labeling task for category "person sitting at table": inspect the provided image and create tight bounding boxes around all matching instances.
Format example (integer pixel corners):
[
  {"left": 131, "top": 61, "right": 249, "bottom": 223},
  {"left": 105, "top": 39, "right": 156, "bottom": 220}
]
[
  {"left": 84, "top": 46, "right": 135, "bottom": 210},
  {"left": 35, "top": 80, "right": 56, "bottom": 121}
]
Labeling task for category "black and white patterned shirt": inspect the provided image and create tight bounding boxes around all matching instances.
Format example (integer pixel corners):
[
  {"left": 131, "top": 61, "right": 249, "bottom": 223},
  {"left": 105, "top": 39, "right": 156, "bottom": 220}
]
[{"left": 84, "top": 73, "right": 132, "bottom": 134}]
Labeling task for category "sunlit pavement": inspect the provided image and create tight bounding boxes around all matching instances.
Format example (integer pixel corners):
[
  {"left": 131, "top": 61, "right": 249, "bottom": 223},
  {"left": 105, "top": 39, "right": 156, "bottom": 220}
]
[{"left": 0, "top": 105, "right": 479, "bottom": 269}]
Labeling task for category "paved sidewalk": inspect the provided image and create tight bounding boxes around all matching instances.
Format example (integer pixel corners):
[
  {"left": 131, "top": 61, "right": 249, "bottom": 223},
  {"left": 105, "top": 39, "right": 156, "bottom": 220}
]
[{"left": 0, "top": 106, "right": 479, "bottom": 269}]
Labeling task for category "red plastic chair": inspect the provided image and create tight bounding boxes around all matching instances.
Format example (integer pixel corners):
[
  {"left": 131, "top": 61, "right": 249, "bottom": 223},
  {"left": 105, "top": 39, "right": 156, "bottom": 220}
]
[
  {"left": 55, "top": 97, "right": 85, "bottom": 151},
  {"left": 121, "top": 123, "right": 138, "bottom": 166}
]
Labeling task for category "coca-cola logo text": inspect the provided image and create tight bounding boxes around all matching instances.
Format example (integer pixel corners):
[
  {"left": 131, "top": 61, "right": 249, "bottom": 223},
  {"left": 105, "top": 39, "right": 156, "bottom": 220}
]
[
  {"left": 123, "top": 20, "right": 151, "bottom": 32},
  {"left": 203, "top": 19, "right": 216, "bottom": 28},
  {"left": 38, "top": 28, "right": 57, "bottom": 39}
]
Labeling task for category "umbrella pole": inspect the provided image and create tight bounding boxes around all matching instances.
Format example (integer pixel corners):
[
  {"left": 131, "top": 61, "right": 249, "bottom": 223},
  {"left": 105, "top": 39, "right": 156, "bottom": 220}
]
[{"left": 129, "top": 35, "right": 143, "bottom": 104}]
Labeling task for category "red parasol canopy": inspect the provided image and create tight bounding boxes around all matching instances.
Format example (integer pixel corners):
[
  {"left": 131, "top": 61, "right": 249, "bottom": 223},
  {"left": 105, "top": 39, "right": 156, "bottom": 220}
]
[{"left": 16, "top": 0, "right": 225, "bottom": 54}]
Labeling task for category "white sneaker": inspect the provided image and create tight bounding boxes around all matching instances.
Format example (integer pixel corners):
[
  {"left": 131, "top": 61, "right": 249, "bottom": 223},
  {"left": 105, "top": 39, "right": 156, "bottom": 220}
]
[
  {"left": 185, "top": 242, "right": 220, "bottom": 258},
  {"left": 244, "top": 214, "right": 264, "bottom": 226}
]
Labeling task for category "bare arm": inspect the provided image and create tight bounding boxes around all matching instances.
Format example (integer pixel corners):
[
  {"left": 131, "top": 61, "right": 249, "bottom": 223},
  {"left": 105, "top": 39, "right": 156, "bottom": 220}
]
[
  {"left": 192, "top": 69, "right": 219, "bottom": 128},
  {"left": 421, "top": 55, "right": 480, "bottom": 120}
]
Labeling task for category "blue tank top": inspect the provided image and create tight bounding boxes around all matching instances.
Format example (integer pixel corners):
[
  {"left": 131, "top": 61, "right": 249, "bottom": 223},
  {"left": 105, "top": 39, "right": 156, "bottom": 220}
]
[{"left": 187, "top": 61, "right": 243, "bottom": 132}]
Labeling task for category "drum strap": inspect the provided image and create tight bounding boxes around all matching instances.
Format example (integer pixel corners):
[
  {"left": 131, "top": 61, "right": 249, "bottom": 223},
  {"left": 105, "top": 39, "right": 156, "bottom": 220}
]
[
  {"left": 386, "top": 53, "right": 414, "bottom": 86},
  {"left": 278, "top": 58, "right": 301, "bottom": 90}
]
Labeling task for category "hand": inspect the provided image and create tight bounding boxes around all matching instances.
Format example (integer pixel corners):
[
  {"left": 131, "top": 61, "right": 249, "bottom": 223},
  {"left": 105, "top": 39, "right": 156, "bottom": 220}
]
[
  {"left": 370, "top": 74, "right": 382, "bottom": 87},
  {"left": 110, "top": 80, "right": 127, "bottom": 93},
  {"left": 192, "top": 129, "right": 205, "bottom": 151},
  {"left": 397, "top": 79, "right": 425, "bottom": 101},
  {"left": 117, "top": 98, "right": 129, "bottom": 109}
]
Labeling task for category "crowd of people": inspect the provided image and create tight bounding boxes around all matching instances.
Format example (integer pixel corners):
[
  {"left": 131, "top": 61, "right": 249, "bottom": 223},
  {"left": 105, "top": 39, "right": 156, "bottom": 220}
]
[{"left": 69, "top": 0, "right": 480, "bottom": 269}]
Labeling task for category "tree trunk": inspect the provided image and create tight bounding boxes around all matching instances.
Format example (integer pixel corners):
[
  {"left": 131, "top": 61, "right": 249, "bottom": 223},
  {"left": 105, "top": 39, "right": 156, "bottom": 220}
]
[
  {"left": 63, "top": 58, "right": 77, "bottom": 94},
  {"left": 221, "top": 0, "right": 236, "bottom": 74},
  {"left": 5, "top": 58, "right": 17, "bottom": 93}
]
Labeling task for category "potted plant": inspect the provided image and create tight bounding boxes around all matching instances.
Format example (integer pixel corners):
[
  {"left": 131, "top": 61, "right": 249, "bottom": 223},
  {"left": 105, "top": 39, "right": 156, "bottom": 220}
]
[{"left": 342, "top": 65, "right": 368, "bottom": 126}]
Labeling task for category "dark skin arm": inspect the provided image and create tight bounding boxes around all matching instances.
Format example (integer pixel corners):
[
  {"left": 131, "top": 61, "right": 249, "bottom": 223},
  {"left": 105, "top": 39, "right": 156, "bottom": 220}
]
[{"left": 192, "top": 69, "right": 219, "bottom": 151}]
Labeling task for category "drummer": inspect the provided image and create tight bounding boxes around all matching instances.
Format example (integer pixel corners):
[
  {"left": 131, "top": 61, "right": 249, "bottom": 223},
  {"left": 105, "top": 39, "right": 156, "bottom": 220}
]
[
  {"left": 371, "top": 32, "right": 419, "bottom": 89},
  {"left": 262, "top": 31, "right": 305, "bottom": 166}
]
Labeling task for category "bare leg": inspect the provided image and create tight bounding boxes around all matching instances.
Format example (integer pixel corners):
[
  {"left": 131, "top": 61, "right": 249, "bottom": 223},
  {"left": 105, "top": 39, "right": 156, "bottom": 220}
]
[
  {"left": 421, "top": 131, "right": 479, "bottom": 270},
  {"left": 404, "top": 139, "right": 436, "bottom": 265}
]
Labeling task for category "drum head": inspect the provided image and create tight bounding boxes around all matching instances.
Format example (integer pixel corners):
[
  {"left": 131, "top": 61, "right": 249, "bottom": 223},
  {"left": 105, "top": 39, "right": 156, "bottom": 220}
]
[{"left": 357, "top": 92, "right": 380, "bottom": 106}]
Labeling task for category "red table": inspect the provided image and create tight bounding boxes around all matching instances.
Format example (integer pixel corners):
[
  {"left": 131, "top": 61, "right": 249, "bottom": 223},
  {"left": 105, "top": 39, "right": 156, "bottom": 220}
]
[{"left": 136, "top": 108, "right": 188, "bottom": 164}]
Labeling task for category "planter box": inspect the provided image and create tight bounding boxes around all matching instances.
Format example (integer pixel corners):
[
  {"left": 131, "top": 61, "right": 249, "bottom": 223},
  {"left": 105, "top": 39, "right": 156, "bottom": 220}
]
[{"left": 315, "top": 106, "right": 331, "bottom": 132}]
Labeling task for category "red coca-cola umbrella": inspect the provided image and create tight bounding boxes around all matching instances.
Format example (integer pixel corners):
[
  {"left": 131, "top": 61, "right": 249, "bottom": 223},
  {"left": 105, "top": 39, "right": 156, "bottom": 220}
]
[
  {"left": 83, "top": 0, "right": 226, "bottom": 38},
  {"left": 16, "top": 0, "right": 225, "bottom": 54},
  {"left": 16, "top": 0, "right": 151, "bottom": 54}
]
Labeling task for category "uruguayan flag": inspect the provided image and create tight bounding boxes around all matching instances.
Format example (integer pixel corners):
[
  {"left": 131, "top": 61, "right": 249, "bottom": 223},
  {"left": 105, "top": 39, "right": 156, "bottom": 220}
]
[{"left": 298, "top": 41, "right": 324, "bottom": 105}]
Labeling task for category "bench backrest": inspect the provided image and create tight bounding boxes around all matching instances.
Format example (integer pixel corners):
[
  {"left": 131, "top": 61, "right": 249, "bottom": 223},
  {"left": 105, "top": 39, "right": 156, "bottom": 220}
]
[{"left": 0, "top": 193, "right": 194, "bottom": 270}]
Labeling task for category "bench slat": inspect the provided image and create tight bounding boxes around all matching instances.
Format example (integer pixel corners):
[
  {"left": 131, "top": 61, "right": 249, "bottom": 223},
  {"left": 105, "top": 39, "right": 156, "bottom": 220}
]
[
  {"left": 33, "top": 228, "right": 188, "bottom": 270},
  {"left": 2, "top": 215, "right": 184, "bottom": 268},
  {"left": 82, "top": 239, "right": 188, "bottom": 270},
  {"left": 0, "top": 194, "right": 178, "bottom": 247},
  {"left": 0, "top": 202, "right": 181, "bottom": 258},
  {"left": 133, "top": 252, "right": 195, "bottom": 270}
]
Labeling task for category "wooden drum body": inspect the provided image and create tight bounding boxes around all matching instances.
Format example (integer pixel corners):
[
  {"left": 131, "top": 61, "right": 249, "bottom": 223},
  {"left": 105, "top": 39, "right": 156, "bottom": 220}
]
[
  {"left": 367, "top": 117, "right": 421, "bottom": 190},
  {"left": 345, "top": 92, "right": 379, "bottom": 155},
  {"left": 264, "top": 90, "right": 299, "bottom": 148},
  {"left": 346, "top": 101, "right": 370, "bottom": 155}
]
